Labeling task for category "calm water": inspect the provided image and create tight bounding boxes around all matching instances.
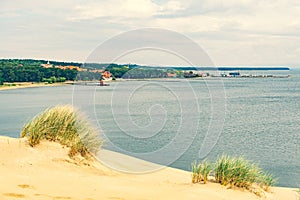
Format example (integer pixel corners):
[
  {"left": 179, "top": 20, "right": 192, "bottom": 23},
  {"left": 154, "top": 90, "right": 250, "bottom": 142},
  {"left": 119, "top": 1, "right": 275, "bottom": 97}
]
[{"left": 0, "top": 70, "right": 299, "bottom": 187}]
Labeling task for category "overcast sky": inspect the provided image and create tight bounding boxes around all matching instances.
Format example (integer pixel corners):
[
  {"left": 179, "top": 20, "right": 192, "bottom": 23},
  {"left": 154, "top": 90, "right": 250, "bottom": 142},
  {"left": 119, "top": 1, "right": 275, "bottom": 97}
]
[{"left": 1, "top": 0, "right": 300, "bottom": 67}]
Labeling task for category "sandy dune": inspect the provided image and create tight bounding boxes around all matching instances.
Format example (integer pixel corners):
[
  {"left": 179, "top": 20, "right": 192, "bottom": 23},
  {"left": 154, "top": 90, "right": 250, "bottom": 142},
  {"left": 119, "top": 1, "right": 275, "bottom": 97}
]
[{"left": 0, "top": 136, "right": 298, "bottom": 200}]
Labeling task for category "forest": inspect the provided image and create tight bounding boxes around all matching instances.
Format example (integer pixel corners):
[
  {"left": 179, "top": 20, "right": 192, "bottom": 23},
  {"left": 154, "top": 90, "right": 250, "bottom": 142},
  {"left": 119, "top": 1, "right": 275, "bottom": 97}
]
[
  {"left": 0, "top": 59, "right": 174, "bottom": 85},
  {"left": 0, "top": 59, "right": 78, "bottom": 84}
]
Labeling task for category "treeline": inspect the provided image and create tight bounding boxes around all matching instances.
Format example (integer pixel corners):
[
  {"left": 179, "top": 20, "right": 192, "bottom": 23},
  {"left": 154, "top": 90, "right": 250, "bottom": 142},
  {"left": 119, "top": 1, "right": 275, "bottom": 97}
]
[
  {"left": 0, "top": 65, "right": 77, "bottom": 83},
  {"left": 121, "top": 68, "right": 168, "bottom": 79},
  {"left": 0, "top": 59, "right": 78, "bottom": 84},
  {"left": 84, "top": 63, "right": 139, "bottom": 70},
  {"left": 76, "top": 71, "right": 102, "bottom": 81},
  {"left": 81, "top": 63, "right": 168, "bottom": 79},
  {"left": 0, "top": 59, "right": 82, "bottom": 67},
  {"left": 0, "top": 59, "right": 179, "bottom": 84},
  {"left": 106, "top": 64, "right": 171, "bottom": 78},
  {"left": 0, "top": 59, "right": 107, "bottom": 84}
]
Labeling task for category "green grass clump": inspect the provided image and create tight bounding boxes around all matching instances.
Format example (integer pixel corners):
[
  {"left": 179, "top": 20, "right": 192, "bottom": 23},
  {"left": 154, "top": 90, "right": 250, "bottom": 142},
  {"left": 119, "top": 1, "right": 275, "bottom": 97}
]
[
  {"left": 257, "top": 172, "right": 276, "bottom": 192},
  {"left": 192, "top": 160, "right": 212, "bottom": 184},
  {"left": 215, "top": 155, "right": 260, "bottom": 189},
  {"left": 192, "top": 155, "right": 276, "bottom": 193},
  {"left": 21, "top": 105, "right": 103, "bottom": 158}
]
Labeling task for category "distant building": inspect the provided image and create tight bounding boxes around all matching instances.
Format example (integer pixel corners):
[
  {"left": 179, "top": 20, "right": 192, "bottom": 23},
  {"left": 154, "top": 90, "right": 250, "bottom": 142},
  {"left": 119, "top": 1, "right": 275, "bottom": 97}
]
[
  {"left": 167, "top": 73, "right": 177, "bottom": 78},
  {"left": 102, "top": 71, "right": 111, "bottom": 79},
  {"left": 41, "top": 61, "right": 53, "bottom": 68},
  {"left": 198, "top": 72, "right": 208, "bottom": 77},
  {"left": 55, "top": 65, "right": 87, "bottom": 71}
]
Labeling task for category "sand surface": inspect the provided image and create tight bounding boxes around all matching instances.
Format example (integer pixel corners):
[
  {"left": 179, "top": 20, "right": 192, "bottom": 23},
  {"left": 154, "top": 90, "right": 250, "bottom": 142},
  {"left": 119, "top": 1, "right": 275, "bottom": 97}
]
[{"left": 0, "top": 136, "right": 298, "bottom": 200}]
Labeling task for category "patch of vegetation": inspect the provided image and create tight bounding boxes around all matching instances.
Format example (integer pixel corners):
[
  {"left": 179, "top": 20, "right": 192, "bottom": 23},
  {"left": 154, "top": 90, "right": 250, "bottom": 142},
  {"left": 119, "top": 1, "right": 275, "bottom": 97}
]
[
  {"left": 42, "top": 76, "right": 66, "bottom": 84},
  {"left": 192, "top": 160, "right": 212, "bottom": 184},
  {"left": 21, "top": 105, "right": 103, "bottom": 158},
  {"left": 0, "top": 72, "right": 3, "bottom": 85},
  {"left": 0, "top": 59, "right": 77, "bottom": 82},
  {"left": 1, "top": 83, "right": 17, "bottom": 87},
  {"left": 215, "top": 155, "right": 260, "bottom": 189},
  {"left": 257, "top": 172, "right": 276, "bottom": 192},
  {"left": 192, "top": 155, "right": 276, "bottom": 194}
]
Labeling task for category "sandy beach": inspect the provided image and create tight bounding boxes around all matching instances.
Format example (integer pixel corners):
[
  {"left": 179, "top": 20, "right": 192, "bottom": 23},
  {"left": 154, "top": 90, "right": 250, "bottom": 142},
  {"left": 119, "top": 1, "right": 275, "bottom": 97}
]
[
  {"left": 0, "top": 136, "right": 298, "bottom": 200},
  {"left": 0, "top": 82, "right": 71, "bottom": 91}
]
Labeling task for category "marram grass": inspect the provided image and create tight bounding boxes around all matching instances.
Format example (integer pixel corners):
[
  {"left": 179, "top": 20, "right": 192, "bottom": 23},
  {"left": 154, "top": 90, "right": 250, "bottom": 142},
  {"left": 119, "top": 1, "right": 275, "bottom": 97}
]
[
  {"left": 257, "top": 171, "right": 276, "bottom": 192},
  {"left": 192, "top": 155, "right": 276, "bottom": 193},
  {"left": 21, "top": 105, "right": 103, "bottom": 158},
  {"left": 215, "top": 155, "right": 260, "bottom": 189},
  {"left": 192, "top": 160, "right": 212, "bottom": 184}
]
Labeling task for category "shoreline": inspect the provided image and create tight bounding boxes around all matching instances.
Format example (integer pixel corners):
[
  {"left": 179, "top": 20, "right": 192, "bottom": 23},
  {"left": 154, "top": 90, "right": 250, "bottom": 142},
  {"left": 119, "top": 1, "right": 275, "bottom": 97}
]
[
  {"left": 0, "top": 81, "right": 73, "bottom": 91},
  {"left": 0, "top": 135, "right": 298, "bottom": 200},
  {"left": 0, "top": 75, "right": 292, "bottom": 92}
]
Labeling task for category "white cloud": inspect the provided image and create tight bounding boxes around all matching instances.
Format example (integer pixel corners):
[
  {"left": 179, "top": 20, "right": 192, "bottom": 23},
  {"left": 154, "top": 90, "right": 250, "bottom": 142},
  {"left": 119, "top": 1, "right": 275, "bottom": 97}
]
[
  {"left": 67, "top": 0, "right": 300, "bottom": 38},
  {"left": 159, "top": 1, "right": 185, "bottom": 14},
  {"left": 153, "top": 15, "right": 221, "bottom": 32},
  {"left": 68, "top": 0, "right": 186, "bottom": 21},
  {"left": 1, "top": 0, "right": 300, "bottom": 66},
  {"left": 69, "top": 0, "right": 157, "bottom": 20}
]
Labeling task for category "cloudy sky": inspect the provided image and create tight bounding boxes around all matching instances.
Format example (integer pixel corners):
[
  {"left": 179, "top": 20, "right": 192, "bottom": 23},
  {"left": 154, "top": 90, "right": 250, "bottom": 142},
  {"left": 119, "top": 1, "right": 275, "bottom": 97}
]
[{"left": 1, "top": 0, "right": 300, "bottom": 67}]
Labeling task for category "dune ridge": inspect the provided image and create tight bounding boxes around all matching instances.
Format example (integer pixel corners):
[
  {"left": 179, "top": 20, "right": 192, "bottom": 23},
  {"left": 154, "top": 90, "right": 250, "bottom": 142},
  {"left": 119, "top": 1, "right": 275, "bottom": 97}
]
[{"left": 0, "top": 136, "right": 298, "bottom": 200}]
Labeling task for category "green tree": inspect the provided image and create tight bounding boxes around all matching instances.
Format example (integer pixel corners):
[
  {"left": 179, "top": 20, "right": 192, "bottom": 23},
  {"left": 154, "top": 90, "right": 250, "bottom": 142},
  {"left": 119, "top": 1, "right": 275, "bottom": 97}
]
[{"left": 0, "top": 72, "right": 3, "bottom": 85}]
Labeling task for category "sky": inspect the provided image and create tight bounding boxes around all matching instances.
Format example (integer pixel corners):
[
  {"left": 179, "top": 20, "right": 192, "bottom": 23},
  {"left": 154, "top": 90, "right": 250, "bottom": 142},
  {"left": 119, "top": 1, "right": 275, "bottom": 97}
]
[{"left": 1, "top": 0, "right": 300, "bottom": 67}]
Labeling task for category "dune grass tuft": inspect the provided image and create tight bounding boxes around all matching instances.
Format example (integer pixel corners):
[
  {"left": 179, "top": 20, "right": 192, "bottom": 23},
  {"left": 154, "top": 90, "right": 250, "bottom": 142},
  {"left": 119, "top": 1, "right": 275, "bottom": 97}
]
[
  {"left": 192, "top": 155, "right": 276, "bottom": 193},
  {"left": 215, "top": 155, "right": 260, "bottom": 189},
  {"left": 21, "top": 105, "right": 103, "bottom": 158},
  {"left": 192, "top": 160, "right": 212, "bottom": 184},
  {"left": 257, "top": 171, "right": 276, "bottom": 192}
]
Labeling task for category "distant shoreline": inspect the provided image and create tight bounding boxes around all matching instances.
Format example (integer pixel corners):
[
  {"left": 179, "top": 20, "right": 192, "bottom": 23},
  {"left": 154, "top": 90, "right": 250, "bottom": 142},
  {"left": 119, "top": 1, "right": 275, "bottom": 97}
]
[
  {"left": 0, "top": 72, "right": 293, "bottom": 92},
  {"left": 0, "top": 74, "right": 292, "bottom": 92},
  {"left": 0, "top": 81, "right": 73, "bottom": 91}
]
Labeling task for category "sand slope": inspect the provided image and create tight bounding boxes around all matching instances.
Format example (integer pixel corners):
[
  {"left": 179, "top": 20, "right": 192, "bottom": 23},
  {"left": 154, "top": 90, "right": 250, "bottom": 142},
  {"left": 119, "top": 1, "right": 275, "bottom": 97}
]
[{"left": 0, "top": 136, "right": 298, "bottom": 200}]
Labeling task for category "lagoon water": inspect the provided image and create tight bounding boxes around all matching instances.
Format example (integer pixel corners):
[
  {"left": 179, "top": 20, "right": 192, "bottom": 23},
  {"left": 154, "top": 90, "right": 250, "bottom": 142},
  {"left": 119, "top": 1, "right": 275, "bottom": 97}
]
[{"left": 0, "top": 70, "right": 299, "bottom": 187}]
